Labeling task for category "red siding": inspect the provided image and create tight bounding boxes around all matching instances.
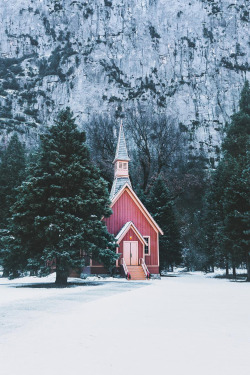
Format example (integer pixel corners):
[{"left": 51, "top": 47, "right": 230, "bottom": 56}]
[{"left": 104, "top": 189, "right": 159, "bottom": 266}]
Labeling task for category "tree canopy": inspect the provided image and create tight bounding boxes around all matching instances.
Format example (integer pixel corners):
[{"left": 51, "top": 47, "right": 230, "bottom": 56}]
[{"left": 2, "top": 108, "right": 118, "bottom": 283}]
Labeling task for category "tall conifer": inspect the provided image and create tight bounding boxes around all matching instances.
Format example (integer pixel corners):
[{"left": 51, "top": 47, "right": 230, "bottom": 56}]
[
  {"left": 204, "top": 81, "right": 250, "bottom": 279},
  {"left": 3, "top": 108, "right": 118, "bottom": 283},
  {"left": 146, "top": 176, "right": 182, "bottom": 271},
  {"left": 0, "top": 133, "right": 26, "bottom": 228}
]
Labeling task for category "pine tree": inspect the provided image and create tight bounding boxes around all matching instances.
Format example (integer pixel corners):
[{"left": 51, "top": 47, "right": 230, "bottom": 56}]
[
  {"left": 3, "top": 108, "right": 118, "bottom": 283},
  {"left": 202, "top": 162, "right": 232, "bottom": 274},
  {"left": 205, "top": 81, "right": 250, "bottom": 279},
  {"left": 0, "top": 133, "right": 26, "bottom": 228},
  {"left": 146, "top": 176, "right": 182, "bottom": 271},
  {"left": 222, "top": 81, "right": 250, "bottom": 279}
]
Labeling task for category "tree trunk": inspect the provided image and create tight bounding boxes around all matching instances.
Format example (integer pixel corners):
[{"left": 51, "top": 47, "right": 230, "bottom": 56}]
[
  {"left": 232, "top": 265, "right": 236, "bottom": 279},
  {"left": 2, "top": 268, "right": 9, "bottom": 277},
  {"left": 226, "top": 261, "right": 229, "bottom": 277},
  {"left": 55, "top": 269, "right": 68, "bottom": 285},
  {"left": 246, "top": 251, "right": 250, "bottom": 282}
]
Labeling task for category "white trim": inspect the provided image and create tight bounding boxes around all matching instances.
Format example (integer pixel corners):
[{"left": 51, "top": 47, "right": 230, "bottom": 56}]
[
  {"left": 143, "top": 236, "right": 151, "bottom": 256},
  {"left": 111, "top": 183, "right": 164, "bottom": 235},
  {"left": 157, "top": 231, "right": 160, "bottom": 266},
  {"left": 116, "top": 221, "right": 147, "bottom": 246},
  {"left": 116, "top": 243, "right": 119, "bottom": 267}
]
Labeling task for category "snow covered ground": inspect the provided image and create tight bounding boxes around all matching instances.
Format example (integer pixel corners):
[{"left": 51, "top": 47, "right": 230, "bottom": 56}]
[{"left": 0, "top": 273, "right": 250, "bottom": 375}]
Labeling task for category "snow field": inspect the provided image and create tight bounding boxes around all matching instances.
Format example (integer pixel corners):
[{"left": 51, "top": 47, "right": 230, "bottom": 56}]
[{"left": 0, "top": 274, "right": 250, "bottom": 375}]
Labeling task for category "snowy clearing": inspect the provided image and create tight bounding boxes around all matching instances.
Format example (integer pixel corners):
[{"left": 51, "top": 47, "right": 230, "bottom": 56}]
[{"left": 0, "top": 273, "right": 250, "bottom": 375}]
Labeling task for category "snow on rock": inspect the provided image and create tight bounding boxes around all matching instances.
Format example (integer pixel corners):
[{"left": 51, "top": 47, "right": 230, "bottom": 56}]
[{"left": 0, "top": 0, "right": 249, "bottom": 160}]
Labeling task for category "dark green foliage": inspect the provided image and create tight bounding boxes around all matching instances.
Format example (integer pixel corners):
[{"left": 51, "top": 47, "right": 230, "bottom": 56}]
[
  {"left": 54, "top": 1, "right": 63, "bottom": 12},
  {"left": 2, "top": 108, "right": 118, "bottom": 283},
  {"left": 240, "top": 9, "right": 249, "bottom": 22},
  {"left": 239, "top": 80, "right": 250, "bottom": 114},
  {"left": 39, "top": 47, "right": 62, "bottom": 78},
  {"left": 0, "top": 133, "right": 26, "bottom": 229},
  {"left": 146, "top": 176, "right": 182, "bottom": 271},
  {"left": 0, "top": 88, "right": 8, "bottom": 96},
  {"left": 203, "top": 81, "right": 250, "bottom": 278},
  {"left": 3, "top": 78, "right": 20, "bottom": 90},
  {"left": 15, "top": 115, "right": 26, "bottom": 122},
  {"left": 39, "top": 44, "right": 76, "bottom": 81},
  {"left": 181, "top": 36, "right": 196, "bottom": 48},
  {"left": 100, "top": 60, "right": 130, "bottom": 88},
  {"left": 0, "top": 99, "right": 12, "bottom": 119},
  {"left": 42, "top": 17, "right": 56, "bottom": 40},
  {"left": 149, "top": 26, "right": 161, "bottom": 39},
  {"left": 104, "top": 0, "right": 112, "bottom": 7},
  {"left": 24, "top": 108, "right": 38, "bottom": 116},
  {"left": 203, "top": 27, "right": 214, "bottom": 43},
  {"left": 221, "top": 57, "right": 249, "bottom": 72},
  {"left": 0, "top": 57, "right": 22, "bottom": 77},
  {"left": 83, "top": 4, "right": 94, "bottom": 18}
]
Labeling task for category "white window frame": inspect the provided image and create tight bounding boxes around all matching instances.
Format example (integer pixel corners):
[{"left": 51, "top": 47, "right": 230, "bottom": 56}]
[
  {"left": 119, "top": 162, "right": 123, "bottom": 169},
  {"left": 143, "top": 236, "right": 150, "bottom": 256},
  {"left": 123, "top": 162, "right": 127, "bottom": 169}
]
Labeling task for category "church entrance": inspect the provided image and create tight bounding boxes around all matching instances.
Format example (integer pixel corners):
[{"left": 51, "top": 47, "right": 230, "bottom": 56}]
[{"left": 123, "top": 241, "right": 138, "bottom": 266}]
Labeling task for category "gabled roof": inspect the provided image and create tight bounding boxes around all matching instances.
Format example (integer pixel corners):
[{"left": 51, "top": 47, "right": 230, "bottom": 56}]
[
  {"left": 110, "top": 177, "right": 132, "bottom": 200},
  {"left": 113, "top": 123, "right": 130, "bottom": 162},
  {"left": 115, "top": 221, "right": 147, "bottom": 245},
  {"left": 111, "top": 183, "right": 164, "bottom": 235}
]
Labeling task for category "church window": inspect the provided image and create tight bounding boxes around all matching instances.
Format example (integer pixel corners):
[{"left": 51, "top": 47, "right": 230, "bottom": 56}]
[
  {"left": 123, "top": 163, "right": 127, "bottom": 169},
  {"left": 119, "top": 162, "right": 122, "bottom": 169},
  {"left": 144, "top": 236, "right": 150, "bottom": 255}
]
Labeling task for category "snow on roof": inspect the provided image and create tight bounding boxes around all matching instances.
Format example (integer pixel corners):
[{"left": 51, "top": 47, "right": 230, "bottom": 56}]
[
  {"left": 110, "top": 177, "right": 132, "bottom": 200},
  {"left": 115, "top": 221, "right": 147, "bottom": 245}
]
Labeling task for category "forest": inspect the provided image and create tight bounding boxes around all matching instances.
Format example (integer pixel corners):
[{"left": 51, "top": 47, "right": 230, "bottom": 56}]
[{"left": 0, "top": 81, "right": 249, "bottom": 282}]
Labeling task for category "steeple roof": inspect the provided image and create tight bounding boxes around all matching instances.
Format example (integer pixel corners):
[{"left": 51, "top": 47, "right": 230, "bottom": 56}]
[
  {"left": 110, "top": 177, "right": 132, "bottom": 200},
  {"left": 113, "top": 123, "right": 130, "bottom": 162}
]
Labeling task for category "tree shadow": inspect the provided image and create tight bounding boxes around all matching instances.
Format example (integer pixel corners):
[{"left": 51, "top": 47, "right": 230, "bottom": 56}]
[{"left": 14, "top": 281, "right": 103, "bottom": 289}]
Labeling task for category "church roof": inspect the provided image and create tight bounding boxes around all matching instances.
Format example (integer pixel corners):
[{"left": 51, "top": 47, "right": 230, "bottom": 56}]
[
  {"left": 113, "top": 123, "right": 130, "bottom": 162},
  {"left": 110, "top": 177, "right": 132, "bottom": 200},
  {"left": 111, "top": 183, "right": 164, "bottom": 235}
]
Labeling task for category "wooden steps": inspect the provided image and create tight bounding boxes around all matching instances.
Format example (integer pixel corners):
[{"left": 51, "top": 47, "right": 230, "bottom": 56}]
[{"left": 127, "top": 265, "right": 147, "bottom": 280}]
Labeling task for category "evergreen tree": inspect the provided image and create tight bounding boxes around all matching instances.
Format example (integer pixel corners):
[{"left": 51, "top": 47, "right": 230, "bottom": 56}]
[
  {"left": 202, "top": 162, "right": 232, "bottom": 274},
  {"left": 204, "top": 81, "right": 250, "bottom": 279},
  {"left": 0, "top": 133, "right": 26, "bottom": 228},
  {"left": 146, "top": 176, "right": 182, "bottom": 271},
  {"left": 222, "top": 81, "right": 250, "bottom": 279},
  {"left": 3, "top": 108, "right": 118, "bottom": 283}
]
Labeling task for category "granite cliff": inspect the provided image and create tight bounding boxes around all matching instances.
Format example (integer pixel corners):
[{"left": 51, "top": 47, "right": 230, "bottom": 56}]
[{"left": 0, "top": 0, "right": 249, "bottom": 162}]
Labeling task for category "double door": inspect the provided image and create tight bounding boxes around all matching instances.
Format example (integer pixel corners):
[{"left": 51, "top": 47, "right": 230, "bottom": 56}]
[{"left": 123, "top": 241, "right": 138, "bottom": 266}]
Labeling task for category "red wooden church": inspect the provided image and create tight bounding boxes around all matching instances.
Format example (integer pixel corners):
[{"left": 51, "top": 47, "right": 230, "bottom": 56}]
[{"left": 85, "top": 124, "right": 163, "bottom": 280}]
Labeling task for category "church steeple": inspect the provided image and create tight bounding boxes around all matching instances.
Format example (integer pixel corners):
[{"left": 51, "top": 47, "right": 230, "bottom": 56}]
[
  {"left": 113, "top": 122, "right": 130, "bottom": 178},
  {"left": 110, "top": 122, "right": 132, "bottom": 199}
]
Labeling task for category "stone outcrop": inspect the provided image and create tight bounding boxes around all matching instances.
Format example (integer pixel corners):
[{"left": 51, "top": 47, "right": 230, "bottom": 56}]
[{"left": 0, "top": 0, "right": 249, "bottom": 159}]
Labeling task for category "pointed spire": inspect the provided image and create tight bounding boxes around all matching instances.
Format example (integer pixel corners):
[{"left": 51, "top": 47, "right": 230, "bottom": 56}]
[
  {"left": 110, "top": 121, "right": 132, "bottom": 199},
  {"left": 113, "top": 121, "right": 130, "bottom": 163}
]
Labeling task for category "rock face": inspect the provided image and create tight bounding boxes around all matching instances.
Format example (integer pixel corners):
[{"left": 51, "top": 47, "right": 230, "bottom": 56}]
[{"left": 0, "top": 0, "right": 249, "bottom": 158}]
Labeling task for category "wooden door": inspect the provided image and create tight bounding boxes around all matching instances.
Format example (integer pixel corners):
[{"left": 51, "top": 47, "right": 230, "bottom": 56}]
[{"left": 123, "top": 241, "right": 138, "bottom": 266}]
